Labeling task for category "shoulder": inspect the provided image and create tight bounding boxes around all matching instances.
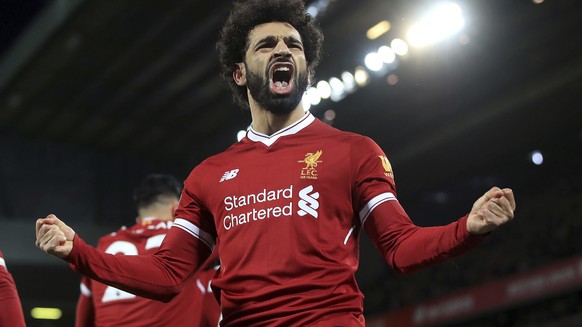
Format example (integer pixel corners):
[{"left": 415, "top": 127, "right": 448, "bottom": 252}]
[
  {"left": 207, "top": 140, "right": 248, "bottom": 162},
  {"left": 313, "top": 120, "right": 378, "bottom": 148},
  {"left": 184, "top": 141, "right": 247, "bottom": 183}
]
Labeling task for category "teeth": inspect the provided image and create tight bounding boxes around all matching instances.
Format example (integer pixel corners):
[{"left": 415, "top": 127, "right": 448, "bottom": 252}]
[
  {"left": 274, "top": 81, "right": 289, "bottom": 89},
  {"left": 275, "top": 67, "right": 290, "bottom": 72}
]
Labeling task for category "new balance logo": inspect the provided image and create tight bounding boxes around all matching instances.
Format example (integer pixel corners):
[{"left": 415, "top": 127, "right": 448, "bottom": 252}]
[
  {"left": 297, "top": 185, "right": 319, "bottom": 218},
  {"left": 220, "top": 169, "right": 239, "bottom": 182}
]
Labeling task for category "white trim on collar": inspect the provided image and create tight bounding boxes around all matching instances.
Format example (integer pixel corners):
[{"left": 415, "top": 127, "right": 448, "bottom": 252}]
[{"left": 247, "top": 113, "right": 315, "bottom": 146}]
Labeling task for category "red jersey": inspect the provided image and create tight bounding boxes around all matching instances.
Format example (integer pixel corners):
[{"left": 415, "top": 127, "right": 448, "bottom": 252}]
[
  {"left": 67, "top": 113, "right": 485, "bottom": 326},
  {"left": 191, "top": 261, "right": 222, "bottom": 327},
  {"left": 75, "top": 219, "right": 221, "bottom": 327},
  {"left": 0, "top": 250, "right": 26, "bottom": 327}
]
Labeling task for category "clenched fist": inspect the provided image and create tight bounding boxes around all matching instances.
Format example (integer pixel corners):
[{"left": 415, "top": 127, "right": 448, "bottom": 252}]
[
  {"left": 35, "top": 214, "right": 76, "bottom": 259},
  {"left": 467, "top": 187, "right": 516, "bottom": 234}
]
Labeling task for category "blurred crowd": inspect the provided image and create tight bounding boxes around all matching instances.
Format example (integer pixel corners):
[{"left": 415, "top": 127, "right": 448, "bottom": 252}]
[{"left": 364, "top": 151, "right": 582, "bottom": 324}]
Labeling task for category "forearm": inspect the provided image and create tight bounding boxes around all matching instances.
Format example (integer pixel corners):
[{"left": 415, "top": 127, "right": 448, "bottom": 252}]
[
  {"left": 366, "top": 202, "right": 488, "bottom": 274},
  {"left": 66, "top": 228, "right": 211, "bottom": 302},
  {"left": 389, "top": 215, "right": 486, "bottom": 273}
]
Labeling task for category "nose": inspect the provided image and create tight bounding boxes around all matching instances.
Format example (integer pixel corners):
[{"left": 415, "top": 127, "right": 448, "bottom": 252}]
[{"left": 273, "top": 40, "right": 291, "bottom": 58}]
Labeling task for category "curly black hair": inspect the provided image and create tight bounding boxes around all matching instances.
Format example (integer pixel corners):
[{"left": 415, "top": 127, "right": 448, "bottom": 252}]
[
  {"left": 133, "top": 174, "right": 182, "bottom": 210},
  {"left": 217, "top": 0, "right": 324, "bottom": 109}
]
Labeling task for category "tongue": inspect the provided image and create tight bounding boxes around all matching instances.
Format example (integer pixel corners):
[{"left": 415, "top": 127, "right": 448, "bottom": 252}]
[
  {"left": 271, "top": 79, "right": 292, "bottom": 95},
  {"left": 274, "top": 81, "right": 289, "bottom": 89}
]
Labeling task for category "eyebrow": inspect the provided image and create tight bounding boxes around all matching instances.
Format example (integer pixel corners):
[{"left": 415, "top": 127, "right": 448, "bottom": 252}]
[{"left": 253, "top": 35, "right": 303, "bottom": 48}]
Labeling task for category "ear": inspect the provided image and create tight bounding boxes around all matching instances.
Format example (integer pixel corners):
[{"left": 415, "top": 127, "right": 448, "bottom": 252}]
[
  {"left": 307, "top": 68, "right": 314, "bottom": 87},
  {"left": 233, "top": 63, "right": 247, "bottom": 86},
  {"left": 170, "top": 200, "right": 179, "bottom": 217}
]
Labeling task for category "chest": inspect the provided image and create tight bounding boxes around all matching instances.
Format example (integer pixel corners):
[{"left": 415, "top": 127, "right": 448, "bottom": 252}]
[{"left": 203, "top": 143, "right": 355, "bottom": 235}]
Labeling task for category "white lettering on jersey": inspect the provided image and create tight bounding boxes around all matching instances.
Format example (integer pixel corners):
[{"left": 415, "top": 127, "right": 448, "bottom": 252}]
[
  {"left": 224, "top": 186, "right": 293, "bottom": 211},
  {"left": 80, "top": 282, "right": 92, "bottom": 297},
  {"left": 100, "top": 235, "right": 165, "bottom": 303},
  {"left": 145, "top": 234, "right": 166, "bottom": 250},
  {"left": 297, "top": 185, "right": 320, "bottom": 218},
  {"left": 196, "top": 279, "right": 206, "bottom": 294},
  {"left": 102, "top": 241, "right": 138, "bottom": 303},
  {"left": 195, "top": 278, "right": 214, "bottom": 294},
  {"left": 220, "top": 169, "right": 239, "bottom": 182}
]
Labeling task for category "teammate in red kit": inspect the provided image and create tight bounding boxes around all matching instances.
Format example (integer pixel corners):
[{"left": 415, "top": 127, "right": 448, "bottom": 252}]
[
  {"left": 190, "top": 255, "right": 222, "bottom": 327},
  {"left": 35, "top": 0, "right": 516, "bottom": 326},
  {"left": 0, "top": 250, "right": 26, "bottom": 327},
  {"left": 74, "top": 174, "right": 221, "bottom": 327}
]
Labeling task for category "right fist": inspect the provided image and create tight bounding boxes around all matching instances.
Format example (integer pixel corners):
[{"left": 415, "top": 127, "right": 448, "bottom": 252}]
[{"left": 35, "top": 214, "right": 75, "bottom": 259}]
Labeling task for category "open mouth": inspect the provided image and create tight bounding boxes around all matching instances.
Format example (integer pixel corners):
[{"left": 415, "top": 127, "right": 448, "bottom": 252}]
[{"left": 269, "top": 62, "right": 295, "bottom": 95}]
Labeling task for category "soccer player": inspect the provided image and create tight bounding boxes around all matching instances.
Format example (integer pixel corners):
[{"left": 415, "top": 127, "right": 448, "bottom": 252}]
[
  {"left": 190, "top": 254, "right": 222, "bottom": 327},
  {"left": 35, "top": 0, "right": 516, "bottom": 326},
  {"left": 0, "top": 250, "right": 26, "bottom": 327},
  {"left": 74, "top": 174, "right": 221, "bottom": 327}
]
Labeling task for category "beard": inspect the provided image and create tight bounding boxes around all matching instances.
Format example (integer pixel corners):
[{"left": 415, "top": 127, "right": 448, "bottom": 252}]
[{"left": 245, "top": 63, "right": 309, "bottom": 115}]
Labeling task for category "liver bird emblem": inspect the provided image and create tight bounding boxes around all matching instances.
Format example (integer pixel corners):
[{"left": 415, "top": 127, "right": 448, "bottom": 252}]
[{"left": 300, "top": 150, "right": 323, "bottom": 169}]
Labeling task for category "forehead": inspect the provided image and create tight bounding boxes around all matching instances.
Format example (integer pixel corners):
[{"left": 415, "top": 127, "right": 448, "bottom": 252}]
[{"left": 248, "top": 22, "right": 302, "bottom": 44}]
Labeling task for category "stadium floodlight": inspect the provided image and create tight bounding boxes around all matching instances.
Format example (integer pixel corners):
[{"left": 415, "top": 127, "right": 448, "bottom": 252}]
[
  {"left": 341, "top": 71, "right": 357, "bottom": 93},
  {"left": 329, "top": 77, "right": 344, "bottom": 94},
  {"left": 306, "top": 86, "right": 321, "bottom": 106},
  {"left": 530, "top": 150, "right": 544, "bottom": 165},
  {"left": 378, "top": 46, "right": 396, "bottom": 64},
  {"left": 407, "top": 2, "right": 465, "bottom": 48},
  {"left": 367, "top": 20, "right": 391, "bottom": 40},
  {"left": 324, "top": 109, "right": 336, "bottom": 121},
  {"left": 316, "top": 80, "right": 332, "bottom": 99},
  {"left": 302, "top": 93, "right": 312, "bottom": 111},
  {"left": 364, "top": 52, "right": 384, "bottom": 72},
  {"left": 306, "top": 0, "right": 331, "bottom": 18},
  {"left": 329, "top": 77, "right": 346, "bottom": 102},
  {"left": 390, "top": 39, "right": 409, "bottom": 56},
  {"left": 354, "top": 66, "right": 370, "bottom": 87}
]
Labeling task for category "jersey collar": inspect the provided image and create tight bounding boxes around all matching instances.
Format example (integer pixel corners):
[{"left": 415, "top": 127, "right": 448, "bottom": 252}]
[
  {"left": 138, "top": 216, "right": 160, "bottom": 226},
  {"left": 246, "top": 112, "right": 315, "bottom": 146}
]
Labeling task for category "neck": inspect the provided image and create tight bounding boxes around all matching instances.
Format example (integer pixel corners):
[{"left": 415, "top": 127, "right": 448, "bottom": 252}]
[
  {"left": 137, "top": 210, "right": 173, "bottom": 222},
  {"left": 249, "top": 100, "right": 306, "bottom": 135}
]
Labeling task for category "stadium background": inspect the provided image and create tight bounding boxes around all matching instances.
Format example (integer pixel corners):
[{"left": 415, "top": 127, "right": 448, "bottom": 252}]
[{"left": 0, "top": 0, "right": 581, "bottom": 326}]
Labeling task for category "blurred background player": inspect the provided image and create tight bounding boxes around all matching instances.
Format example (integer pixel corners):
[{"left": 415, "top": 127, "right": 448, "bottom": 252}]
[
  {"left": 0, "top": 250, "right": 26, "bottom": 327},
  {"left": 75, "top": 174, "right": 221, "bottom": 327},
  {"left": 191, "top": 252, "right": 222, "bottom": 327}
]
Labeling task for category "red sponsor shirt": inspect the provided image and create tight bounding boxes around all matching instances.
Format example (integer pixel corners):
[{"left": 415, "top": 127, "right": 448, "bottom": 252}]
[
  {"left": 0, "top": 250, "right": 26, "bottom": 327},
  {"left": 75, "top": 219, "right": 221, "bottom": 327},
  {"left": 68, "top": 113, "right": 485, "bottom": 326}
]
